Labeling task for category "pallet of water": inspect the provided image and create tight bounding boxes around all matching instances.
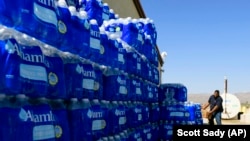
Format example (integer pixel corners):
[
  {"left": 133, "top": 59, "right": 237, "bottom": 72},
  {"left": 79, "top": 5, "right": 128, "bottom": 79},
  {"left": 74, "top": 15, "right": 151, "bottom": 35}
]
[{"left": 159, "top": 83, "right": 203, "bottom": 125}]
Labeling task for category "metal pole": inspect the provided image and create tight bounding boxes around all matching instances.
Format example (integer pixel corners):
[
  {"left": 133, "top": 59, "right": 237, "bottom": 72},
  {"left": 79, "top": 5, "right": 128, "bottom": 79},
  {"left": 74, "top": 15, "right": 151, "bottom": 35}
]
[{"left": 224, "top": 76, "right": 228, "bottom": 114}]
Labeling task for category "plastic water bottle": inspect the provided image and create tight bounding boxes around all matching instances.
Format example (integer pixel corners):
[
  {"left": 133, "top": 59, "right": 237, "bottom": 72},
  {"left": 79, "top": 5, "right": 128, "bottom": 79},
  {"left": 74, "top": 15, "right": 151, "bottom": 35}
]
[
  {"left": 117, "top": 39, "right": 127, "bottom": 72},
  {"left": 81, "top": 98, "right": 94, "bottom": 140},
  {"left": 137, "top": 79, "right": 143, "bottom": 102},
  {"left": 44, "top": 53, "right": 67, "bottom": 100},
  {"left": 126, "top": 101, "right": 134, "bottom": 128},
  {"left": 150, "top": 66, "right": 156, "bottom": 84},
  {"left": 64, "top": 61, "right": 86, "bottom": 99},
  {"left": 108, "top": 9, "right": 116, "bottom": 20},
  {"left": 0, "top": 94, "right": 13, "bottom": 141},
  {"left": 66, "top": 98, "right": 80, "bottom": 141},
  {"left": 109, "top": 100, "right": 118, "bottom": 135},
  {"left": 149, "top": 44, "right": 158, "bottom": 67},
  {"left": 150, "top": 102, "right": 160, "bottom": 123},
  {"left": 0, "top": 40, "right": 5, "bottom": 92},
  {"left": 140, "top": 58, "right": 149, "bottom": 81},
  {"left": 128, "top": 127, "right": 142, "bottom": 141},
  {"left": 92, "top": 66, "right": 103, "bottom": 100},
  {"left": 132, "top": 102, "right": 142, "bottom": 127},
  {"left": 49, "top": 99, "right": 70, "bottom": 141},
  {"left": 14, "top": 0, "right": 34, "bottom": 35},
  {"left": 159, "top": 101, "right": 167, "bottom": 121},
  {"left": 12, "top": 94, "right": 33, "bottom": 141},
  {"left": 144, "top": 82, "right": 154, "bottom": 102},
  {"left": 152, "top": 85, "right": 159, "bottom": 103},
  {"left": 0, "top": 0, "right": 22, "bottom": 27},
  {"left": 0, "top": 38, "right": 21, "bottom": 95},
  {"left": 75, "top": 9, "right": 92, "bottom": 59},
  {"left": 56, "top": 0, "right": 72, "bottom": 44},
  {"left": 137, "top": 102, "right": 144, "bottom": 126},
  {"left": 85, "top": 0, "right": 104, "bottom": 26},
  {"left": 125, "top": 48, "right": 138, "bottom": 76},
  {"left": 90, "top": 99, "right": 107, "bottom": 140},
  {"left": 121, "top": 18, "right": 141, "bottom": 50},
  {"left": 68, "top": 98, "right": 93, "bottom": 141},
  {"left": 31, "top": 97, "right": 56, "bottom": 140},
  {"left": 61, "top": 6, "right": 87, "bottom": 55},
  {"left": 128, "top": 77, "right": 142, "bottom": 101},
  {"left": 88, "top": 19, "right": 101, "bottom": 63},
  {"left": 136, "top": 18, "right": 146, "bottom": 54},
  {"left": 143, "top": 18, "right": 157, "bottom": 46},
  {"left": 142, "top": 124, "right": 152, "bottom": 141},
  {"left": 194, "top": 103, "right": 203, "bottom": 125},
  {"left": 100, "top": 100, "right": 110, "bottom": 136},
  {"left": 100, "top": 21, "right": 119, "bottom": 68},
  {"left": 135, "top": 54, "right": 142, "bottom": 78},
  {"left": 158, "top": 85, "right": 164, "bottom": 103},
  {"left": 141, "top": 35, "right": 153, "bottom": 65},
  {"left": 160, "top": 121, "right": 173, "bottom": 141},
  {"left": 105, "top": 38, "right": 125, "bottom": 71},
  {"left": 142, "top": 102, "right": 150, "bottom": 124},
  {"left": 117, "top": 101, "right": 127, "bottom": 131},
  {"left": 103, "top": 33, "right": 117, "bottom": 68},
  {"left": 109, "top": 100, "right": 126, "bottom": 135},
  {"left": 145, "top": 64, "right": 152, "bottom": 84},
  {"left": 151, "top": 123, "right": 160, "bottom": 141},
  {"left": 102, "top": 3, "right": 110, "bottom": 21},
  {"left": 152, "top": 66, "right": 160, "bottom": 85},
  {"left": 98, "top": 27, "right": 109, "bottom": 66}
]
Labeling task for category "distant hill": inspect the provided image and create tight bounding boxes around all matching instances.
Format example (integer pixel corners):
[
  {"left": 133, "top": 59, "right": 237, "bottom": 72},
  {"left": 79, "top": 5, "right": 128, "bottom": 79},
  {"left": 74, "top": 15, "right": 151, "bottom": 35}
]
[{"left": 187, "top": 92, "right": 250, "bottom": 105}]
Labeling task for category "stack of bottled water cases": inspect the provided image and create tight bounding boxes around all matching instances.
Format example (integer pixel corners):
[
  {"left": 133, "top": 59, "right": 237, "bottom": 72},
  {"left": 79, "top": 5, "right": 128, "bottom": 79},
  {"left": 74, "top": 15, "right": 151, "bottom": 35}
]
[
  {"left": 158, "top": 83, "right": 203, "bottom": 140},
  {"left": 0, "top": 0, "right": 162, "bottom": 140}
]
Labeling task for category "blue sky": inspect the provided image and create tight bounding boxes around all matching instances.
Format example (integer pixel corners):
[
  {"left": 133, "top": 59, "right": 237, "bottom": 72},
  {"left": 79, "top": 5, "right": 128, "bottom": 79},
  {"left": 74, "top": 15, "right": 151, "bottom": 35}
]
[{"left": 140, "top": 0, "right": 250, "bottom": 94}]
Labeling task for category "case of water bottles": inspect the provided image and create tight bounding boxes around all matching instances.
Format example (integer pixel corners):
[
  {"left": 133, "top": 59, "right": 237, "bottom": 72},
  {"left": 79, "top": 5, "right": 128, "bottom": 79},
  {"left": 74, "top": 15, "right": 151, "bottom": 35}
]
[{"left": 0, "top": 0, "right": 203, "bottom": 140}]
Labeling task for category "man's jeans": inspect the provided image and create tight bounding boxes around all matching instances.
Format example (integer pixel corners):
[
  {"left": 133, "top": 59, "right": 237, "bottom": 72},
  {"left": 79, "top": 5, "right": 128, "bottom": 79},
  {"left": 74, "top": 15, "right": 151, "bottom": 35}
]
[{"left": 208, "top": 112, "right": 222, "bottom": 125}]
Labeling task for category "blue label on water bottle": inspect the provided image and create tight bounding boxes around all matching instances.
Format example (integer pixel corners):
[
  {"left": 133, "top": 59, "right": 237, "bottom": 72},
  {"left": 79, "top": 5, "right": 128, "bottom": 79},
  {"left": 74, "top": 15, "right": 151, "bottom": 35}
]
[
  {"left": 15, "top": 102, "right": 55, "bottom": 141},
  {"left": 19, "top": 45, "right": 48, "bottom": 97}
]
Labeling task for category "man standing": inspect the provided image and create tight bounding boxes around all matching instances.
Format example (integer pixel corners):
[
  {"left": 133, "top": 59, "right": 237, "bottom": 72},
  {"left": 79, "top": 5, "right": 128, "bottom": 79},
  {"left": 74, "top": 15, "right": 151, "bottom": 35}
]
[{"left": 202, "top": 90, "right": 224, "bottom": 125}]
